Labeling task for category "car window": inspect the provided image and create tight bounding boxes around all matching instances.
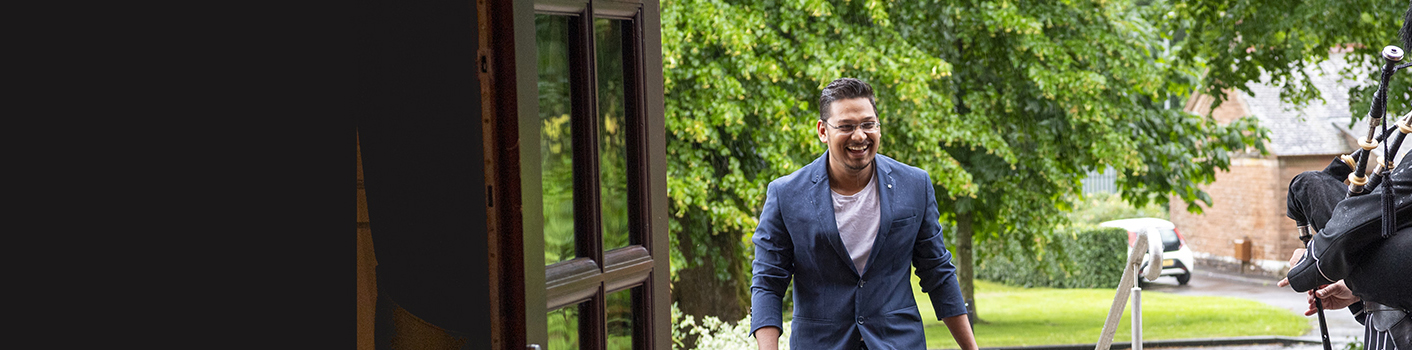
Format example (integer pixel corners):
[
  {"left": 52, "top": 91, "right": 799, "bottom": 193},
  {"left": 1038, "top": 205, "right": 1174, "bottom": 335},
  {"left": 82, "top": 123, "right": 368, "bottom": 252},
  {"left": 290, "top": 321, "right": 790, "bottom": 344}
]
[
  {"left": 1159, "top": 228, "right": 1180, "bottom": 251},
  {"left": 1159, "top": 229, "right": 1178, "bottom": 244}
]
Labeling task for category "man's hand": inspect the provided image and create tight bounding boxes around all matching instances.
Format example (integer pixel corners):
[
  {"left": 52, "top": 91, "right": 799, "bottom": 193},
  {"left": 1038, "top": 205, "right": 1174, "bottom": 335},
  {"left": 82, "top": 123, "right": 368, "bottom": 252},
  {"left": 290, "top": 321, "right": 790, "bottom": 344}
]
[
  {"left": 754, "top": 326, "right": 780, "bottom": 350},
  {"left": 1277, "top": 248, "right": 1307, "bottom": 288},
  {"left": 942, "top": 314, "right": 979, "bottom": 350},
  {"left": 1301, "top": 280, "right": 1360, "bottom": 316}
]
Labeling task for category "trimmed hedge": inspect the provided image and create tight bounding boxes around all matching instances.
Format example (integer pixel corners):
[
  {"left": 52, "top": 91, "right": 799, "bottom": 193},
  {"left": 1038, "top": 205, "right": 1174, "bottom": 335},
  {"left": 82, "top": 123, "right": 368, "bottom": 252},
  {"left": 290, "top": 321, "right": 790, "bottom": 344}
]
[{"left": 975, "top": 226, "right": 1129, "bottom": 288}]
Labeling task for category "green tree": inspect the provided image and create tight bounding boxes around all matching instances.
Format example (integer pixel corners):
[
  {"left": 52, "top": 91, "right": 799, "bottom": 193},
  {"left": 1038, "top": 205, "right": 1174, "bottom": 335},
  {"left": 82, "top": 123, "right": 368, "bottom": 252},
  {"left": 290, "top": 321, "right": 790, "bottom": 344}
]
[
  {"left": 1064, "top": 192, "right": 1170, "bottom": 226},
  {"left": 662, "top": 0, "right": 981, "bottom": 325},
  {"left": 1170, "top": 0, "right": 1411, "bottom": 120},
  {"left": 889, "top": 0, "right": 1269, "bottom": 321},
  {"left": 660, "top": 0, "right": 1272, "bottom": 328}
]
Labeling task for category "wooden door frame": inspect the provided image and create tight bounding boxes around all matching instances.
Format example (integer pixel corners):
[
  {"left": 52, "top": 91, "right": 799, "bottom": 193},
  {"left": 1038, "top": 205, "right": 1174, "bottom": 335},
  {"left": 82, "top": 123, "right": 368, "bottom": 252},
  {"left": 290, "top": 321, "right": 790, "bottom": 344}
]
[{"left": 482, "top": 0, "right": 668, "bottom": 349}]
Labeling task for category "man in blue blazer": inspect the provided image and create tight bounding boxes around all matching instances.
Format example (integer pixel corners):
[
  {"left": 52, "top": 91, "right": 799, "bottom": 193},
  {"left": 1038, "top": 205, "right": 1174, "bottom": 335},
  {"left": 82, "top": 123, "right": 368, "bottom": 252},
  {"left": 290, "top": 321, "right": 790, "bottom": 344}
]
[{"left": 750, "top": 78, "right": 979, "bottom": 350}]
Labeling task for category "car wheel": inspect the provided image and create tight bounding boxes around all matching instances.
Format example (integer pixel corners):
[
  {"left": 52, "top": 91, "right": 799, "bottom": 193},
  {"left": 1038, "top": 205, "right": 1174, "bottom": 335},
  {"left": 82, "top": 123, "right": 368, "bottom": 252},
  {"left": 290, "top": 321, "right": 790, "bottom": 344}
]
[{"left": 1177, "top": 273, "right": 1191, "bottom": 285}]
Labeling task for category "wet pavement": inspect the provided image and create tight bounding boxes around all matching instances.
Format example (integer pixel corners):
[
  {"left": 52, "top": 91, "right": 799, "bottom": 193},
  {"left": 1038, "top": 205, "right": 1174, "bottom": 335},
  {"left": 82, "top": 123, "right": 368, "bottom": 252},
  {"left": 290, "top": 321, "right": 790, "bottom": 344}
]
[{"left": 1138, "top": 266, "right": 1364, "bottom": 350}]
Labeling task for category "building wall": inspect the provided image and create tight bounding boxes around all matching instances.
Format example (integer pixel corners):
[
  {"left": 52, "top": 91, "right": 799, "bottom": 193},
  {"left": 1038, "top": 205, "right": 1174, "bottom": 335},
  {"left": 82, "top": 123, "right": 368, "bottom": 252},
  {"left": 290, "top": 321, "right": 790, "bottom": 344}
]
[
  {"left": 1168, "top": 154, "right": 1345, "bottom": 275},
  {"left": 1175, "top": 90, "right": 1278, "bottom": 271},
  {"left": 1172, "top": 89, "right": 1353, "bottom": 276},
  {"left": 1169, "top": 157, "right": 1286, "bottom": 273}
]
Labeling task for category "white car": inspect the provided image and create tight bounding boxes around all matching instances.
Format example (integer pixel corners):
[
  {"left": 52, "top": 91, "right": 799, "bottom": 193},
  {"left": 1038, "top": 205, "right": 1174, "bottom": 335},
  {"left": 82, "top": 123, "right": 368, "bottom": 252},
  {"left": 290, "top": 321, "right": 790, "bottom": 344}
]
[{"left": 1099, "top": 218, "right": 1196, "bottom": 285}]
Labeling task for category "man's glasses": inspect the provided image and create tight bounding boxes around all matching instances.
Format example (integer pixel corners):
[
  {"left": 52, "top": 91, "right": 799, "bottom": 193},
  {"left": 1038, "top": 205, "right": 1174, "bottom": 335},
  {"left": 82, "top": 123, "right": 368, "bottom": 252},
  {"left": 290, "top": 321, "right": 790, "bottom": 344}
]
[{"left": 823, "top": 121, "right": 882, "bottom": 135}]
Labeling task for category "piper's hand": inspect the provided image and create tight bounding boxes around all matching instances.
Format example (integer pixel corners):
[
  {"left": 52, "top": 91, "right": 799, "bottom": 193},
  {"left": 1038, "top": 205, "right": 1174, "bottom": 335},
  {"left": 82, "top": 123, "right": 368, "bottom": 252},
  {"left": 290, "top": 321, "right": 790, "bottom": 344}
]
[
  {"left": 1303, "top": 280, "right": 1359, "bottom": 316},
  {"left": 1277, "top": 248, "right": 1306, "bottom": 288}
]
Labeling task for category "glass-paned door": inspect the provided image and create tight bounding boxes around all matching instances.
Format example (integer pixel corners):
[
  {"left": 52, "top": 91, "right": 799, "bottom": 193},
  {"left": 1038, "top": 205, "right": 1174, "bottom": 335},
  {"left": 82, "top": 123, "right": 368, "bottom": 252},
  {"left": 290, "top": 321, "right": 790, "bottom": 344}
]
[{"left": 522, "top": 0, "right": 668, "bottom": 349}]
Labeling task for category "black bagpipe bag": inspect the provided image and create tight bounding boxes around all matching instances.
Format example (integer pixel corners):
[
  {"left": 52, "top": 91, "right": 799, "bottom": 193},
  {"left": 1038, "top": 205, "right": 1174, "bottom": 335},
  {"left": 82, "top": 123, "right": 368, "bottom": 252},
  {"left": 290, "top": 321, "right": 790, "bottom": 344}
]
[
  {"left": 1287, "top": 158, "right": 1355, "bottom": 233},
  {"left": 1286, "top": 158, "right": 1412, "bottom": 311}
]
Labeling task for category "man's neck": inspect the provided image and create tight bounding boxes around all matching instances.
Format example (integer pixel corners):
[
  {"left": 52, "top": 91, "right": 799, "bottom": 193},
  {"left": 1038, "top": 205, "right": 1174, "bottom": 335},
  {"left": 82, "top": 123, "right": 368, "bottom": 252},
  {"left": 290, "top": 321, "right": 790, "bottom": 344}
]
[{"left": 827, "top": 159, "right": 874, "bottom": 196}]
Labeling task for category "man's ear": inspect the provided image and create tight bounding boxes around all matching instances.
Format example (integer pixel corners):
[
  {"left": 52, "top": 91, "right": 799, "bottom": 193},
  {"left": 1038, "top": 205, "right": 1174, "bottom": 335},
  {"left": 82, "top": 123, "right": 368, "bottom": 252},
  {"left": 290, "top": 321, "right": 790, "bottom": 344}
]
[{"left": 816, "top": 120, "right": 828, "bottom": 143}]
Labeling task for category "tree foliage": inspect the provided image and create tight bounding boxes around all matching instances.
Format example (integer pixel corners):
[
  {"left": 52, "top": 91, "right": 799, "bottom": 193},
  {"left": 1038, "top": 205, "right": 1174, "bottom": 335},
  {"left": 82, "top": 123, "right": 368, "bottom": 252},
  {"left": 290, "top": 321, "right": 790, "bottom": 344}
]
[
  {"left": 1064, "top": 192, "right": 1169, "bottom": 226},
  {"left": 660, "top": 0, "right": 1294, "bottom": 323},
  {"left": 662, "top": 0, "right": 983, "bottom": 322},
  {"left": 1170, "top": 0, "right": 1411, "bottom": 119}
]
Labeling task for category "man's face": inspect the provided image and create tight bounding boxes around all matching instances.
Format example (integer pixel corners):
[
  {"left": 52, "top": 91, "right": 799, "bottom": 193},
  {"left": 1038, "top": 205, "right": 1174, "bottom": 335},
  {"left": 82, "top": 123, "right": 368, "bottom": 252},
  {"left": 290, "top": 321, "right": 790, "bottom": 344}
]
[{"left": 817, "top": 97, "right": 881, "bottom": 174}]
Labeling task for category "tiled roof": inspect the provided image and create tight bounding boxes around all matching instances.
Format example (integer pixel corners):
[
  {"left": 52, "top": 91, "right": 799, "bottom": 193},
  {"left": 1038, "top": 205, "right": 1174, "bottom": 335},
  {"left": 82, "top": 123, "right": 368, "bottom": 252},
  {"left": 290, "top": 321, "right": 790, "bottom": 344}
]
[{"left": 1235, "top": 54, "right": 1359, "bottom": 157}]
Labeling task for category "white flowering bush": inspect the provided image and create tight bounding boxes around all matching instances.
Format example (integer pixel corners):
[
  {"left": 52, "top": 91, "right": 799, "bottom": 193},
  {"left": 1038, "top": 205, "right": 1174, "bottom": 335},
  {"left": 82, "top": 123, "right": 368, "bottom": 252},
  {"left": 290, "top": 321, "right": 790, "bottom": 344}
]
[{"left": 672, "top": 303, "right": 791, "bottom": 350}]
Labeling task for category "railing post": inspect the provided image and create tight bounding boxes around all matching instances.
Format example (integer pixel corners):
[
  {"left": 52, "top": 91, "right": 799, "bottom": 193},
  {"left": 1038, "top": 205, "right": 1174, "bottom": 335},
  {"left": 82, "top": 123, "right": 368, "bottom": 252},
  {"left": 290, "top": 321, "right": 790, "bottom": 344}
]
[{"left": 1131, "top": 286, "right": 1141, "bottom": 350}]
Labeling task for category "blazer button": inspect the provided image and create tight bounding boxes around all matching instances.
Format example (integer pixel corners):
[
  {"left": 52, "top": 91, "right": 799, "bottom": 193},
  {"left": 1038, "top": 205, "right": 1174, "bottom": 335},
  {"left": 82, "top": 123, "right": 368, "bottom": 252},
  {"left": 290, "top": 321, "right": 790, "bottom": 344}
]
[
  {"left": 859, "top": 280, "right": 865, "bottom": 287},
  {"left": 857, "top": 316, "right": 865, "bottom": 324}
]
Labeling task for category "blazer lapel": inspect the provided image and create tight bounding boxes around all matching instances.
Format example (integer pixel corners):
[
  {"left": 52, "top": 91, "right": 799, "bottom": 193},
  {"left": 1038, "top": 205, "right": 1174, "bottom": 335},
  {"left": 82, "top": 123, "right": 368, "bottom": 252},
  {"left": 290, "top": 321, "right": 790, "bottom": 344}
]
[
  {"left": 862, "top": 157, "right": 895, "bottom": 278},
  {"left": 810, "top": 151, "right": 860, "bottom": 277}
]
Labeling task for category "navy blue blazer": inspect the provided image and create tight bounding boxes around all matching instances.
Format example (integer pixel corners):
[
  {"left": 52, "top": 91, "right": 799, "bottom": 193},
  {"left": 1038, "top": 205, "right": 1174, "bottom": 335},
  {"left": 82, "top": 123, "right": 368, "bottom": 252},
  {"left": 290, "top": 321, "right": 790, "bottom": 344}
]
[{"left": 750, "top": 152, "right": 968, "bottom": 350}]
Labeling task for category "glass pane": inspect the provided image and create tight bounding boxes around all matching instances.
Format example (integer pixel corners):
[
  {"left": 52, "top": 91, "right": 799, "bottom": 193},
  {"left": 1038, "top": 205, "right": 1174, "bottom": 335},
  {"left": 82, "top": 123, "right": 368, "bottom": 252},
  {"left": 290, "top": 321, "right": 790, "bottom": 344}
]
[
  {"left": 1159, "top": 228, "right": 1180, "bottom": 251},
  {"left": 596, "top": 18, "right": 631, "bottom": 250},
  {"left": 606, "top": 288, "right": 635, "bottom": 350},
  {"left": 547, "top": 302, "right": 581, "bottom": 350},
  {"left": 538, "top": 14, "right": 576, "bottom": 265}
]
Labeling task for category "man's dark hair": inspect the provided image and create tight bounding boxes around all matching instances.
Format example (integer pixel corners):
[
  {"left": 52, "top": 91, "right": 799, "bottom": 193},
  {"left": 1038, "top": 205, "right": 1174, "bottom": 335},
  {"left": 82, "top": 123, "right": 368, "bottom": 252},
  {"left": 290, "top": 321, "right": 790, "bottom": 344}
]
[{"left": 819, "top": 78, "right": 877, "bottom": 121}]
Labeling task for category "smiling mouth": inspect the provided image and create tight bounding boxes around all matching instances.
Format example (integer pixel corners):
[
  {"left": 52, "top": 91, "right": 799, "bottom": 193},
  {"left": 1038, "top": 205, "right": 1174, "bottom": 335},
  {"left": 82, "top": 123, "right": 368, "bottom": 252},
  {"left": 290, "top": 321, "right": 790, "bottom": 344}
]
[{"left": 847, "top": 144, "right": 870, "bottom": 152}]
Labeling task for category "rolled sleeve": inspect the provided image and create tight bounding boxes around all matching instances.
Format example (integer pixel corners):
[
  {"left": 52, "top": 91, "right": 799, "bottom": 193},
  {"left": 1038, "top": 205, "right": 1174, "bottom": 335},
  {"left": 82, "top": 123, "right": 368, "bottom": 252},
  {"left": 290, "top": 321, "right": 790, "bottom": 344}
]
[
  {"left": 750, "top": 183, "right": 794, "bottom": 337},
  {"left": 912, "top": 181, "right": 968, "bottom": 319}
]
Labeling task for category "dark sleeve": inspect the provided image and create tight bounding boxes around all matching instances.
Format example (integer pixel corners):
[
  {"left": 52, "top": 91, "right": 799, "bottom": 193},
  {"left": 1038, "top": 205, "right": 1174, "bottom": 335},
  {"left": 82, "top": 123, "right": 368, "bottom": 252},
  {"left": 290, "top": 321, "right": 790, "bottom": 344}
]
[
  {"left": 912, "top": 175, "right": 968, "bottom": 320},
  {"left": 750, "top": 182, "right": 795, "bottom": 337},
  {"left": 1349, "top": 301, "right": 1366, "bottom": 326}
]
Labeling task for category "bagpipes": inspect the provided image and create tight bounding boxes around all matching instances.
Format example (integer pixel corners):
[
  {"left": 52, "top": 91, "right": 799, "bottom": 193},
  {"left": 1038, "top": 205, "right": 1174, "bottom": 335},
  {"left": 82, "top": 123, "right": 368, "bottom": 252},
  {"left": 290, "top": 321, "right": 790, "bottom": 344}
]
[{"left": 1284, "top": 5, "right": 1412, "bottom": 348}]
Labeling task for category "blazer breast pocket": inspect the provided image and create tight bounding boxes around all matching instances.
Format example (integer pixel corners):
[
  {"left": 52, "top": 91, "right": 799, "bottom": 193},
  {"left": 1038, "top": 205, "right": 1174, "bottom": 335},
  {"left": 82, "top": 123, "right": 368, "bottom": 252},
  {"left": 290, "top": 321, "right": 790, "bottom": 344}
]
[
  {"left": 888, "top": 215, "right": 920, "bottom": 245},
  {"left": 890, "top": 214, "right": 918, "bottom": 230}
]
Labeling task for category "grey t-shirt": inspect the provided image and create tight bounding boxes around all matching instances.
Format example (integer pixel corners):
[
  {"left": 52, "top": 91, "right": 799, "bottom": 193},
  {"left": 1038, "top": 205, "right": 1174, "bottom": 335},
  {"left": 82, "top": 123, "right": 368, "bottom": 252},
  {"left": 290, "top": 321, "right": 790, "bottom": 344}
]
[{"left": 831, "top": 174, "right": 881, "bottom": 275}]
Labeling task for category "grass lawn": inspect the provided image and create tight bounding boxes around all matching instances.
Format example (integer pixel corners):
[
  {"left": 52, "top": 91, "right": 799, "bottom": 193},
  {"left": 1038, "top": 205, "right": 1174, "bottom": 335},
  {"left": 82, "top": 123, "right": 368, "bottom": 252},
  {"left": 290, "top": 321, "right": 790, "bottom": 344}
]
[{"left": 913, "top": 277, "right": 1307, "bottom": 349}]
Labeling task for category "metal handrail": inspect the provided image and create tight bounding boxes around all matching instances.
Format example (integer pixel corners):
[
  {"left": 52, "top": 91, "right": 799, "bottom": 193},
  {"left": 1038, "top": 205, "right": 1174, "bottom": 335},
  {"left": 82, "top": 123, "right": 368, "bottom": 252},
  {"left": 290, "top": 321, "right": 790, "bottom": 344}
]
[{"left": 1096, "top": 228, "right": 1164, "bottom": 350}]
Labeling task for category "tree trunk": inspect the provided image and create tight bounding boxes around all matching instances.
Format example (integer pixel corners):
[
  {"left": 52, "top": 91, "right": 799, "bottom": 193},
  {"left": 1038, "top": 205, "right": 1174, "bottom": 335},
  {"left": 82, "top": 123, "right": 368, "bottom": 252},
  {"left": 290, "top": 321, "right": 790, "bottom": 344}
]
[
  {"left": 956, "top": 212, "right": 979, "bottom": 323},
  {"left": 672, "top": 220, "right": 746, "bottom": 349},
  {"left": 674, "top": 264, "right": 743, "bottom": 321}
]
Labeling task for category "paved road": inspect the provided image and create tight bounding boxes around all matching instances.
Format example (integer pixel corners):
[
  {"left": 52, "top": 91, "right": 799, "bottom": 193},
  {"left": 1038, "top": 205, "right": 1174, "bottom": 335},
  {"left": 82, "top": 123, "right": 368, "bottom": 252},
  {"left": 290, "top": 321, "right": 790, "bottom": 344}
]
[{"left": 1140, "top": 269, "right": 1363, "bottom": 350}]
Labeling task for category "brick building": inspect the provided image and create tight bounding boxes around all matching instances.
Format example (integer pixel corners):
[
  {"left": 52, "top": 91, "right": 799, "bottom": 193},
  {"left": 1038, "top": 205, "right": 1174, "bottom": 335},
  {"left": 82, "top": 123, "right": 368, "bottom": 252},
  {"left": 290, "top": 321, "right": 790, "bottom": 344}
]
[{"left": 1169, "top": 53, "right": 1410, "bottom": 277}]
